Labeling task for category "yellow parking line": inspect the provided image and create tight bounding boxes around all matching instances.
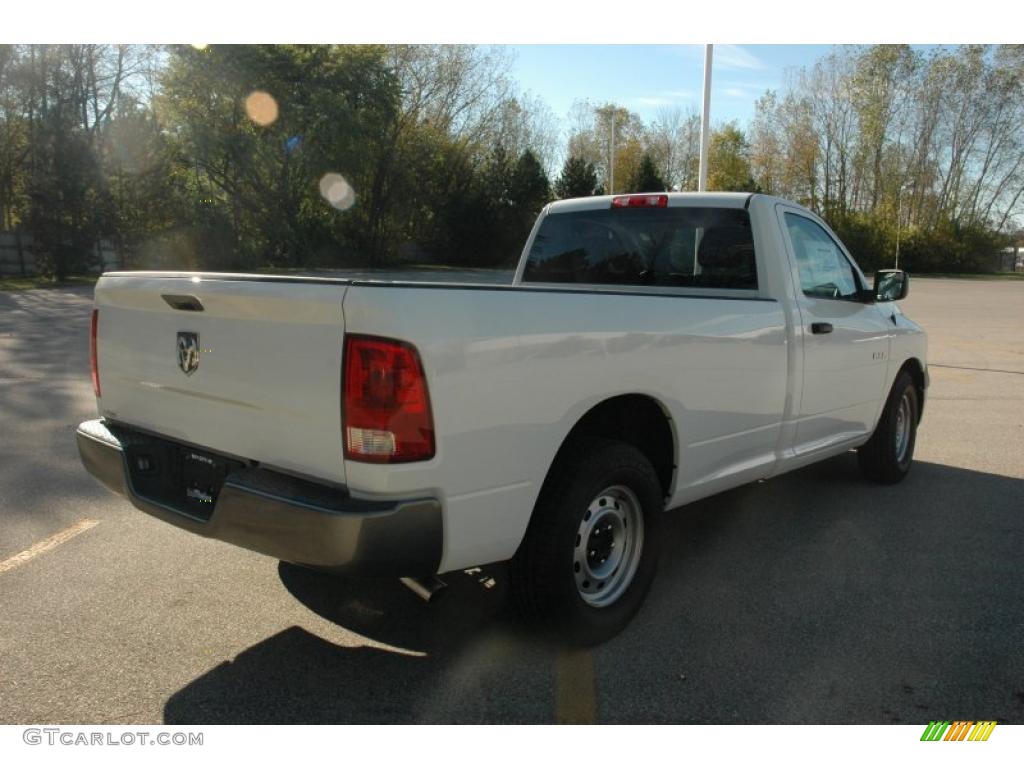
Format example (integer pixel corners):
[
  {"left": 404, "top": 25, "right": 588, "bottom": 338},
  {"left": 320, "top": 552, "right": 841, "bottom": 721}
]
[
  {"left": 555, "top": 648, "right": 597, "bottom": 723},
  {"left": 0, "top": 519, "right": 100, "bottom": 574}
]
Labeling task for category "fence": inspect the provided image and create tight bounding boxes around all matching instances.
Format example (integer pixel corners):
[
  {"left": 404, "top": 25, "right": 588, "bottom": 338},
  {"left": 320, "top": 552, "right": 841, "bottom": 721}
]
[{"left": 0, "top": 232, "right": 121, "bottom": 276}]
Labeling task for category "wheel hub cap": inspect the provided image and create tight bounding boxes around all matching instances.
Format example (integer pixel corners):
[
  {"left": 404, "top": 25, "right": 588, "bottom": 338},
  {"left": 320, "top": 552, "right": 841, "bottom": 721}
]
[{"left": 574, "top": 485, "right": 644, "bottom": 608}]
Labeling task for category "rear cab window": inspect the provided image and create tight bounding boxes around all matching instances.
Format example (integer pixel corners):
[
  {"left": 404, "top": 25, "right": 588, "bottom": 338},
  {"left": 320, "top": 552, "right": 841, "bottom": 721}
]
[{"left": 521, "top": 206, "right": 758, "bottom": 291}]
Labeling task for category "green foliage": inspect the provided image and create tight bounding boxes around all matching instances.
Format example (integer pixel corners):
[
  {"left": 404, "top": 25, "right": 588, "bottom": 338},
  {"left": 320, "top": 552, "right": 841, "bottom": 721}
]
[
  {"left": 0, "top": 44, "right": 1018, "bottom": 277},
  {"left": 707, "top": 123, "right": 759, "bottom": 193},
  {"left": 433, "top": 146, "right": 550, "bottom": 267},
  {"left": 156, "top": 44, "right": 402, "bottom": 269},
  {"left": 555, "top": 156, "right": 598, "bottom": 199},
  {"left": 0, "top": 44, "right": 556, "bottom": 274},
  {"left": 749, "top": 44, "right": 1023, "bottom": 271},
  {"left": 24, "top": 122, "right": 99, "bottom": 279},
  {"left": 511, "top": 151, "right": 552, "bottom": 215},
  {"left": 898, "top": 219, "right": 1009, "bottom": 273},
  {"left": 828, "top": 211, "right": 895, "bottom": 273},
  {"left": 828, "top": 210, "right": 1010, "bottom": 274},
  {"left": 626, "top": 154, "right": 666, "bottom": 193}
]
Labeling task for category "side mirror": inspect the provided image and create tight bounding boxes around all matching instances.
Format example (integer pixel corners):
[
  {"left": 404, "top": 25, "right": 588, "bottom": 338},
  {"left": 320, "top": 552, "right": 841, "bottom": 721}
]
[{"left": 874, "top": 269, "right": 909, "bottom": 302}]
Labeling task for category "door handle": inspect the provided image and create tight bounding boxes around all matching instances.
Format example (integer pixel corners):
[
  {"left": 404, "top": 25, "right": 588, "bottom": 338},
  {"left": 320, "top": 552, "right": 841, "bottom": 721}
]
[{"left": 810, "top": 322, "right": 833, "bottom": 335}]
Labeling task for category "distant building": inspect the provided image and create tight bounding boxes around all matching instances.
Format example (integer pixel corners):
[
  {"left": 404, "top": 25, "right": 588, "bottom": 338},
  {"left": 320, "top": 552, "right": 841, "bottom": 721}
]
[{"left": 999, "top": 246, "right": 1024, "bottom": 272}]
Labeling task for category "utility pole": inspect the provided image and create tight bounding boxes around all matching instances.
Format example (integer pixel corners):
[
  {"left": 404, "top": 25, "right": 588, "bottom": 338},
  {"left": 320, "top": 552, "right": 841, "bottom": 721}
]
[
  {"left": 698, "top": 44, "right": 713, "bottom": 192},
  {"left": 895, "top": 190, "right": 902, "bottom": 270},
  {"left": 895, "top": 181, "right": 911, "bottom": 270}
]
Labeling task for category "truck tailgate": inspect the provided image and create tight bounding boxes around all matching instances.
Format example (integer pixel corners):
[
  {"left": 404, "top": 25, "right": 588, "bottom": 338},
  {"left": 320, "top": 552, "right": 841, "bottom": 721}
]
[{"left": 93, "top": 274, "right": 349, "bottom": 484}]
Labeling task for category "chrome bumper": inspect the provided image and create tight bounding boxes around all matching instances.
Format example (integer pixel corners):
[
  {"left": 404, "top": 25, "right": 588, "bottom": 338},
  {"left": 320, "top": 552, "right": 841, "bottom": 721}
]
[{"left": 76, "top": 419, "right": 442, "bottom": 576}]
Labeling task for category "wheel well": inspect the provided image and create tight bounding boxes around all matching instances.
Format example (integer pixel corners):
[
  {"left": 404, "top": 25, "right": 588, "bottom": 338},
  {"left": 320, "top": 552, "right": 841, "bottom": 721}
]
[
  {"left": 899, "top": 358, "right": 926, "bottom": 422},
  {"left": 556, "top": 395, "right": 675, "bottom": 497}
]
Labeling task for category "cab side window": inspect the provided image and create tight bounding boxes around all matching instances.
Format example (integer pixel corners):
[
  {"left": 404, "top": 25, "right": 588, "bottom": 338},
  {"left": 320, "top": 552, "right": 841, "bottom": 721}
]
[{"left": 783, "top": 213, "right": 860, "bottom": 300}]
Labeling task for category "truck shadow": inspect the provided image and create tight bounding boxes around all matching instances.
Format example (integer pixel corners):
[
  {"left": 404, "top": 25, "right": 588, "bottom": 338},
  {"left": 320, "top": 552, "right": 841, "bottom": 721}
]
[
  {"left": 164, "top": 456, "right": 1024, "bottom": 724},
  {"left": 163, "top": 567, "right": 555, "bottom": 723}
]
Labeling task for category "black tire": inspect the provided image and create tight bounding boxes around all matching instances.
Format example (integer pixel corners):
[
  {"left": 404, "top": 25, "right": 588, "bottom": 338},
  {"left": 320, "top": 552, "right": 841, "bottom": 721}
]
[
  {"left": 509, "top": 438, "right": 663, "bottom": 646},
  {"left": 858, "top": 370, "right": 919, "bottom": 484}
]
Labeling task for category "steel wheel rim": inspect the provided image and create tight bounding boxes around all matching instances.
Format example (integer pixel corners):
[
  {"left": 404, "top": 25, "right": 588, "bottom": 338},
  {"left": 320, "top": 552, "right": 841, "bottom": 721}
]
[
  {"left": 894, "top": 392, "right": 912, "bottom": 463},
  {"left": 573, "top": 485, "right": 644, "bottom": 608}
]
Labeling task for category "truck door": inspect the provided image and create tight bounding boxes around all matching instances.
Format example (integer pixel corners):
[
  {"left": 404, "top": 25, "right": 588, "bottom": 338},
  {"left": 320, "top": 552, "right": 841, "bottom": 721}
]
[{"left": 776, "top": 205, "right": 892, "bottom": 454}]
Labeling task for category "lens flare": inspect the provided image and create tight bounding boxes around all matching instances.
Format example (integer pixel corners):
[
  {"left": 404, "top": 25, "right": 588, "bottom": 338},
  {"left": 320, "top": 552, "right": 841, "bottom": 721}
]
[
  {"left": 319, "top": 173, "right": 356, "bottom": 211},
  {"left": 190, "top": 44, "right": 208, "bottom": 50},
  {"left": 245, "top": 91, "right": 278, "bottom": 127}
]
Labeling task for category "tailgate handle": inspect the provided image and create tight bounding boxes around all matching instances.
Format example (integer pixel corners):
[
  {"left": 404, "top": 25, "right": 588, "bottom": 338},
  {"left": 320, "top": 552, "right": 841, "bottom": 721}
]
[
  {"left": 162, "top": 294, "right": 204, "bottom": 312},
  {"left": 810, "top": 322, "right": 833, "bottom": 335}
]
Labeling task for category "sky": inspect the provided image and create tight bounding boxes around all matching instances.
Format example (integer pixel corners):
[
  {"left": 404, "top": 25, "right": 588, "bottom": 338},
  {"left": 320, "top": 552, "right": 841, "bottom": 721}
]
[{"left": 506, "top": 44, "right": 844, "bottom": 129}]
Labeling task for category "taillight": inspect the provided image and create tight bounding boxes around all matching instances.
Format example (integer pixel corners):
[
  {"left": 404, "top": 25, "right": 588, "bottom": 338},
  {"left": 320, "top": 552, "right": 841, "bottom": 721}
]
[
  {"left": 611, "top": 194, "right": 668, "bottom": 209},
  {"left": 90, "top": 309, "right": 100, "bottom": 397},
  {"left": 343, "top": 335, "right": 435, "bottom": 463}
]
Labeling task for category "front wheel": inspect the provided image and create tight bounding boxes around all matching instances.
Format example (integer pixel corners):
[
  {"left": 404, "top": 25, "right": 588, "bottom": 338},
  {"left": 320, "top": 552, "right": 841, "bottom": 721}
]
[
  {"left": 509, "top": 438, "right": 663, "bottom": 645},
  {"left": 858, "top": 370, "right": 919, "bottom": 484}
]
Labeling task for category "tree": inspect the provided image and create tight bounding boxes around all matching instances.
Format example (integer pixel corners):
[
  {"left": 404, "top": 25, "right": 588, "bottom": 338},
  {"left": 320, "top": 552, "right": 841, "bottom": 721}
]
[
  {"left": 851, "top": 45, "right": 916, "bottom": 211},
  {"left": 3, "top": 44, "right": 1022, "bottom": 279},
  {"left": 648, "top": 105, "right": 700, "bottom": 191},
  {"left": 510, "top": 150, "right": 551, "bottom": 214},
  {"left": 489, "top": 94, "right": 560, "bottom": 178},
  {"left": 554, "top": 156, "right": 598, "bottom": 199},
  {"left": 7, "top": 44, "right": 150, "bottom": 277},
  {"left": 0, "top": 46, "right": 27, "bottom": 233},
  {"left": 503, "top": 149, "right": 551, "bottom": 261},
  {"left": 373, "top": 44, "right": 517, "bottom": 265},
  {"left": 432, "top": 145, "right": 549, "bottom": 268},
  {"left": 158, "top": 44, "right": 400, "bottom": 268},
  {"left": 707, "top": 123, "right": 758, "bottom": 192},
  {"left": 568, "top": 101, "right": 645, "bottom": 194},
  {"left": 627, "top": 154, "right": 666, "bottom": 193},
  {"left": 749, "top": 90, "right": 783, "bottom": 195}
]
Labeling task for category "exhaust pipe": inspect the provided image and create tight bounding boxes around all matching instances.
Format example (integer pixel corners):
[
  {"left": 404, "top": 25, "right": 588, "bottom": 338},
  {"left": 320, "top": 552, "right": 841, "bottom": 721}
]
[{"left": 400, "top": 575, "right": 447, "bottom": 603}]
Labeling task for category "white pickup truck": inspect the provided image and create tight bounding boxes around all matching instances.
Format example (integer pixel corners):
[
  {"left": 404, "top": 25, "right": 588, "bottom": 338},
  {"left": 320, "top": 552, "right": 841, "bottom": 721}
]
[{"left": 77, "top": 192, "right": 927, "bottom": 643}]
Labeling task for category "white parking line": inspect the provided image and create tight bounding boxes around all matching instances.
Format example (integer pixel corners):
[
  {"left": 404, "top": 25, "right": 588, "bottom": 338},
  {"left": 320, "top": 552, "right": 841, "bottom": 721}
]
[{"left": 0, "top": 518, "right": 100, "bottom": 574}]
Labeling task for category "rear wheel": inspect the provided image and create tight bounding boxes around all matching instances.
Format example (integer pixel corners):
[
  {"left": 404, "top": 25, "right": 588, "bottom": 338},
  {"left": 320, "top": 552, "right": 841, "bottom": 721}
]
[
  {"left": 858, "top": 370, "right": 919, "bottom": 484},
  {"left": 509, "top": 438, "right": 663, "bottom": 645}
]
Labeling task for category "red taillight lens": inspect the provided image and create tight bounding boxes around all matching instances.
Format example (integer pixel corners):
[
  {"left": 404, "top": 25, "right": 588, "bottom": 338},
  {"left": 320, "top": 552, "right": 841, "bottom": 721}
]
[
  {"left": 611, "top": 194, "right": 668, "bottom": 209},
  {"left": 343, "top": 335, "right": 435, "bottom": 463},
  {"left": 90, "top": 309, "right": 100, "bottom": 397}
]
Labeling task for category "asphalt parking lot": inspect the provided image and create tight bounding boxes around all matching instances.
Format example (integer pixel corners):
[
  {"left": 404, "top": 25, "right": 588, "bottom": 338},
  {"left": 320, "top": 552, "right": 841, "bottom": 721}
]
[{"left": 1, "top": 277, "right": 1022, "bottom": 724}]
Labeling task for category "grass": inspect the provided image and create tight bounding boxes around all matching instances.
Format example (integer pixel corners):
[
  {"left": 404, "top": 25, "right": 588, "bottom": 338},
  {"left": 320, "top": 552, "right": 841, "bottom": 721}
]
[{"left": 0, "top": 275, "right": 98, "bottom": 291}]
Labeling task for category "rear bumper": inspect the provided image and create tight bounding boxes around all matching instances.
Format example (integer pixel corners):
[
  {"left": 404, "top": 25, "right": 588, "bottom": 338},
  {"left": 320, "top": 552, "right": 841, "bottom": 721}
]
[{"left": 76, "top": 419, "right": 442, "bottom": 576}]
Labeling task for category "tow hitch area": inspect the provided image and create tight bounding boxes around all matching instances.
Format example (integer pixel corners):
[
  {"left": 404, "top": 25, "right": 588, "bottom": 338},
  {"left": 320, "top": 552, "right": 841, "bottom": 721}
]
[
  {"left": 400, "top": 575, "right": 448, "bottom": 603},
  {"left": 122, "top": 435, "right": 242, "bottom": 523}
]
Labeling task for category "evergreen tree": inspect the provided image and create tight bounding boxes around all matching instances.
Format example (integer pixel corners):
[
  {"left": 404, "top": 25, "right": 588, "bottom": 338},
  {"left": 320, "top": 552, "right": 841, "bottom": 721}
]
[
  {"left": 626, "top": 154, "right": 667, "bottom": 193},
  {"left": 509, "top": 150, "right": 551, "bottom": 215},
  {"left": 554, "top": 155, "right": 598, "bottom": 199},
  {"left": 494, "top": 149, "right": 550, "bottom": 265}
]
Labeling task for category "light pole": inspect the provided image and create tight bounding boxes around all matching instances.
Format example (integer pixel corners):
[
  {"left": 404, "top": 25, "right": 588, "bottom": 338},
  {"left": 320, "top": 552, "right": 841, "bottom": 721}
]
[{"left": 698, "top": 44, "right": 713, "bottom": 192}]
